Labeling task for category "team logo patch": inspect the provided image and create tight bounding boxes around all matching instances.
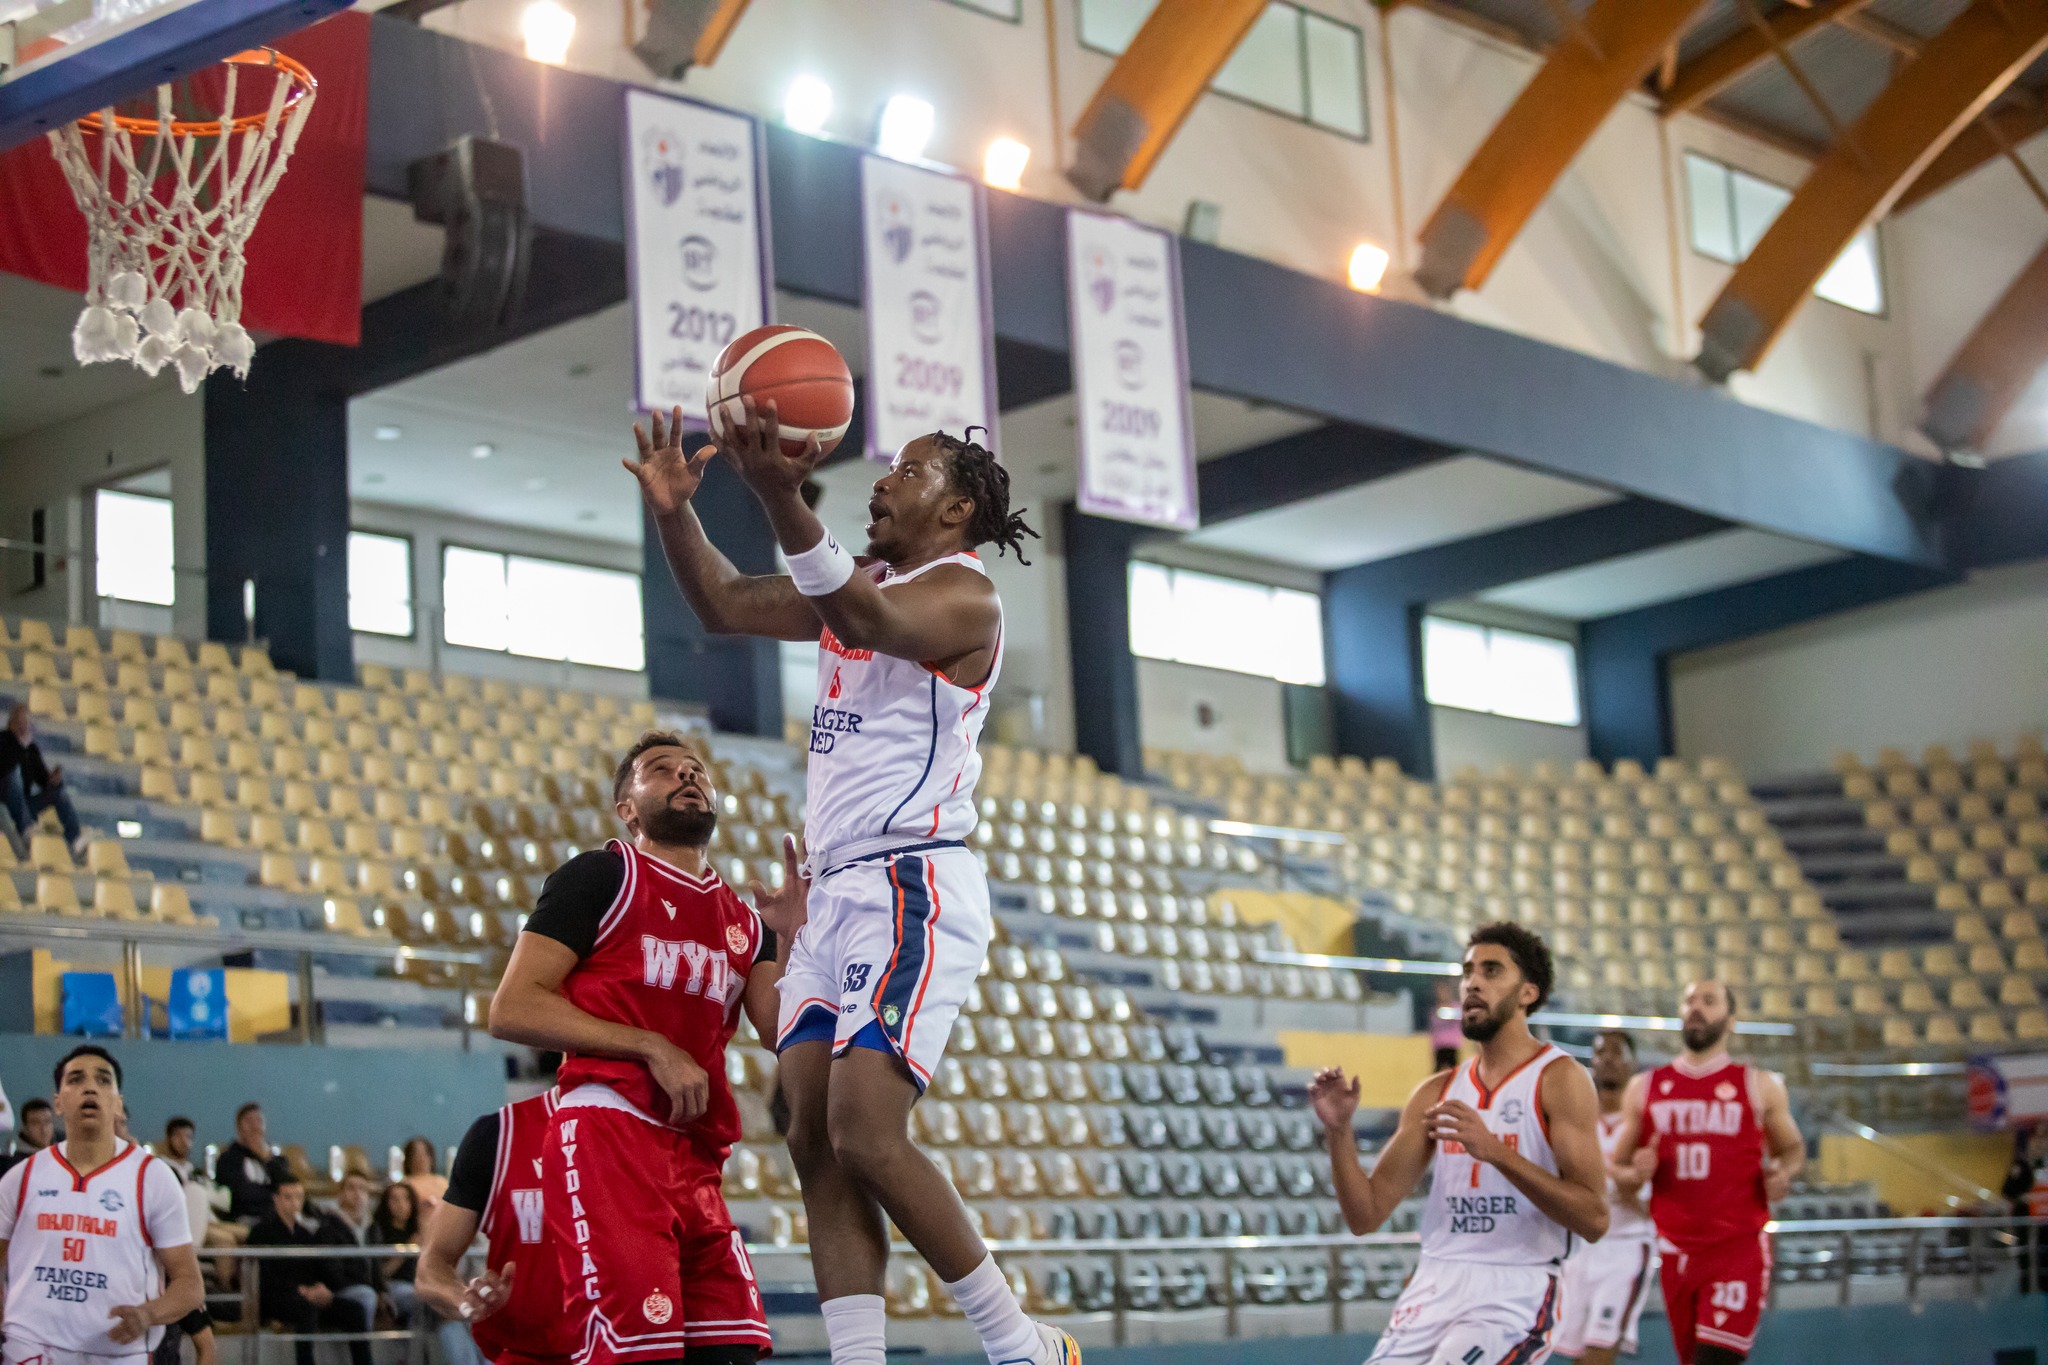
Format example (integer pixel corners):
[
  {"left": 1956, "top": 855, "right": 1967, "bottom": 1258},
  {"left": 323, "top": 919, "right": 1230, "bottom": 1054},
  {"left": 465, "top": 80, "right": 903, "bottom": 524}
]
[
  {"left": 99, "top": 1189, "right": 125, "bottom": 1212},
  {"left": 881, "top": 1004, "right": 901, "bottom": 1027},
  {"left": 1714, "top": 1081, "right": 1738, "bottom": 1101},
  {"left": 1500, "top": 1098, "right": 1523, "bottom": 1124},
  {"left": 727, "top": 924, "right": 749, "bottom": 954},
  {"left": 663, "top": 899, "right": 678, "bottom": 921},
  {"left": 643, "top": 1291, "right": 674, "bottom": 1325},
  {"left": 1659, "top": 1079, "right": 1673, "bottom": 1094}
]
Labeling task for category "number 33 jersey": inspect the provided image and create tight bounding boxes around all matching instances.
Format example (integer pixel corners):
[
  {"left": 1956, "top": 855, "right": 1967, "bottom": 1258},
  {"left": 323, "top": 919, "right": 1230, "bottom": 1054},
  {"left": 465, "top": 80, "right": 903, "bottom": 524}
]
[{"left": 1643, "top": 1058, "right": 1770, "bottom": 1246}]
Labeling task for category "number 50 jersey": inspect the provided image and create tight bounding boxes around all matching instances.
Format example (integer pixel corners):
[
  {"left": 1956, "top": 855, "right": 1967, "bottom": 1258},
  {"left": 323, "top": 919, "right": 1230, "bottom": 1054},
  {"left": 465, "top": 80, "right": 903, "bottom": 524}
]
[
  {"left": 1643, "top": 1058, "right": 1770, "bottom": 1246},
  {"left": 445, "top": 1089, "right": 575, "bottom": 1365}
]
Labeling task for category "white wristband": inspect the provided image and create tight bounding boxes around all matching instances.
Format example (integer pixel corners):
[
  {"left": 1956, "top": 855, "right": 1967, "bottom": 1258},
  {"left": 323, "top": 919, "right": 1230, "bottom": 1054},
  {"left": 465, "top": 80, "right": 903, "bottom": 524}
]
[{"left": 786, "top": 531, "right": 856, "bottom": 597}]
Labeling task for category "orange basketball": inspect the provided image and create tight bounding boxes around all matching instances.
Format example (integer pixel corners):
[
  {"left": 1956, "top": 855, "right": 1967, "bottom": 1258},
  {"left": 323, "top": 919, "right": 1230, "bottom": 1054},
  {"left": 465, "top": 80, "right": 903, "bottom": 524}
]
[{"left": 705, "top": 325, "right": 855, "bottom": 458}]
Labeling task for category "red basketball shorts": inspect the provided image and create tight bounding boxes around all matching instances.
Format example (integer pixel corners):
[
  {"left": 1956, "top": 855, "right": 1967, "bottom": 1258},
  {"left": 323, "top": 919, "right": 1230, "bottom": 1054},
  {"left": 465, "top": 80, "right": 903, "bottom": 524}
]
[
  {"left": 544, "top": 1101, "right": 771, "bottom": 1363},
  {"left": 1658, "top": 1230, "right": 1771, "bottom": 1363}
]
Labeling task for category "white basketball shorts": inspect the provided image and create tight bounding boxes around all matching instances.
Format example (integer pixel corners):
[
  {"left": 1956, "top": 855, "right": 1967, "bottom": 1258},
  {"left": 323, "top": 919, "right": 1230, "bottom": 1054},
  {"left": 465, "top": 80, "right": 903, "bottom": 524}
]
[
  {"left": 1554, "top": 1235, "right": 1659, "bottom": 1358},
  {"left": 1366, "top": 1256, "right": 1562, "bottom": 1365},
  {"left": 773, "top": 842, "right": 991, "bottom": 1091}
]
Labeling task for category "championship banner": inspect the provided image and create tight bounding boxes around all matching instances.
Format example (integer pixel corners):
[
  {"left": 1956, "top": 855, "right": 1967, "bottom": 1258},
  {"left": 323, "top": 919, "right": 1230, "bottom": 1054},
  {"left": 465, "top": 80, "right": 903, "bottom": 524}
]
[
  {"left": 624, "top": 87, "right": 773, "bottom": 417},
  {"left": 1068, "top": 209, "right": 1198, "bottom": 530},
  {"left": 1968, "top": 1053, "right": 2048, "bottom": 1130},
  {"left": 861, "top": 155, "right": 997, "bottom": 462}
]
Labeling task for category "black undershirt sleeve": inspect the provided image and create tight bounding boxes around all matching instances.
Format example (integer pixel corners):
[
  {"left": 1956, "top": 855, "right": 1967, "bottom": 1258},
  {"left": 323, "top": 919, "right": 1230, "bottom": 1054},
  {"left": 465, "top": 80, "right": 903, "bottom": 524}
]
[
  {"left": 444, "top": 1112, "right": 501, "bottom": 1214},
  {"left": 522, "top": 849, "right": 627, "bottom": 959},
  {"left": 755, "top": 925, "right": 776, "bottom": 967}
]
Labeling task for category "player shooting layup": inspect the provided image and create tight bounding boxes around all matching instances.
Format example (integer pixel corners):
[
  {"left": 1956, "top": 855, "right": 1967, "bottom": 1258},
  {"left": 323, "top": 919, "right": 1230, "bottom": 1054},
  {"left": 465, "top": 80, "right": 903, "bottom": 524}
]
[
  {"left": 630, "top": 400, "right": 1075, "bottom": 1365},
  {"left": 0, "top": 1045, "right": 203, "bottom": 1365},
  {"left": 1613, "top": 982, "right": 1804, "bottom": 1365},
  {"left": 1310, "top": 924, "right": 1609, "bottom": 1365}
]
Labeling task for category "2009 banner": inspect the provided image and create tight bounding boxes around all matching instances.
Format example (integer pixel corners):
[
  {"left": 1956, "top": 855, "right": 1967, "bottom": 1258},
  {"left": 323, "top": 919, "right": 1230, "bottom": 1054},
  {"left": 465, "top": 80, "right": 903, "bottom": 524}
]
[
  {"left": 624, "top": 87, "right": 773, "bottom": 418},
  {"left": 861, "top": 155, "right": 998, "bottom": 462},
  {"left": 1068, "top": 210, "right": 1198, "bottom": 530}
]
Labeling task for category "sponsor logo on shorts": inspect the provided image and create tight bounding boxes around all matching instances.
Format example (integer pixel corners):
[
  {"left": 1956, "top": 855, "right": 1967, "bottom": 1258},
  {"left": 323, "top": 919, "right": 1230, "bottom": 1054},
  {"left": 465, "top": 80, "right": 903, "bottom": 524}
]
[{"left": 644, "top": 1290, "right": 674, "bottom": 1325}]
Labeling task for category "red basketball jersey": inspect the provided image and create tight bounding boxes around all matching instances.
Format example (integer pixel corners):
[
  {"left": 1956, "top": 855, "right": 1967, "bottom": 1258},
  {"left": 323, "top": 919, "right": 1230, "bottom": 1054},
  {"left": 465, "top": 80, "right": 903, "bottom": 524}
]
[
  {"left": 471, "top": 1089, "right": 575, "bottom": 1365},
  {"left": 555, "top": 840, "right": 764, "bottom": 1158},
  {"left": 1643, "top": 1057, "right": 1769, "bottom": 1247}
]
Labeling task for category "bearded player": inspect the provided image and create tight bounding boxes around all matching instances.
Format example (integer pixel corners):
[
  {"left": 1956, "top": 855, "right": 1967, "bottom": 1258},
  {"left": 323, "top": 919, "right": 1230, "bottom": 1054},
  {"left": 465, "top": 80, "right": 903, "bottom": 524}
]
[
  {"left": 1612, "top": 982, "right": 1804, "bottom": 1365},
  {"left": 1310, "top": 924, "right": 1607, "bottom": 1365},
  {"left": 0, "top": 1045, "right": 204, "bottom": 1365},
  {"left": 629, "top": 404, "right": 1073, "bottom": 1365},
  {"left": 491, "top": 735, "right": 799, "bottom": 1364},
  {"left": 414, "top": 1087, "right": 573, "bottom": 1365},
  {"left": 1554, "top": 1032, "right": 1658, "bottom": 1364}
]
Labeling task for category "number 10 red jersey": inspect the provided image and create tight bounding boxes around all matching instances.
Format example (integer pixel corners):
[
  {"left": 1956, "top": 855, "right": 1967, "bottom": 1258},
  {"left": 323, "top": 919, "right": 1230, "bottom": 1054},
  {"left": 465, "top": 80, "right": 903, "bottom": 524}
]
[{"left": 1644, "top": 1058, "right": 1769, "bottom": 1247}]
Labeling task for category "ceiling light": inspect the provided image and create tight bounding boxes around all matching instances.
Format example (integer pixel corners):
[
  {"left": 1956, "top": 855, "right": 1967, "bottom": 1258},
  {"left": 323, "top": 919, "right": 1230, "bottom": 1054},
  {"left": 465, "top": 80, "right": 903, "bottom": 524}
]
[
  {"left": 1348, "top": 242, "right": 1390, "bottom": 294},
  {"left": 374, "top": 425, "right": 402, "bottom": 441},
  {"left": 876, "top": 94, "right": 935, "bottom": 162},
  {"left": 784, "top": 75, "right": 833, "bottom": 135},
  {"left": 521, "top": 0, "right": 575, "bottom": 65},
  {"left": 471, "top": 443, "right": 495, "bottom": 460},
  {"left": 983, "top": 137, "right": 1030, "bottom": 191}
]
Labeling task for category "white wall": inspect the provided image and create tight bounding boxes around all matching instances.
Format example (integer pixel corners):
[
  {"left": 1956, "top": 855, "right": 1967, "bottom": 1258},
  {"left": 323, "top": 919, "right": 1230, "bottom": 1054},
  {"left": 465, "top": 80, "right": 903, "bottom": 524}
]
[
  {"left": 1669, "top": 559, "right": 2048, "bottom": 778},
  {"left": 0, "top": 383, "right": 207, "bottom": 638},
  {"left": 348, "top": 500, "right": 650, "bottom": 698},
  {"left": 1430, "top": 704, "right": 1587, "bottom": 777},
  {"left": 1136, "top": 657, "right": 1290, "bottom": 772}
]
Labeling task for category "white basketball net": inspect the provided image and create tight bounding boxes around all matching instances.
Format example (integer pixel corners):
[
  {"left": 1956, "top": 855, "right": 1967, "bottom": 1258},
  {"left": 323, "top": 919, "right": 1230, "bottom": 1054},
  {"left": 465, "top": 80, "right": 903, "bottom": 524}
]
[{"left": 47, "top": 53, "right": 316, "bottom": 393}]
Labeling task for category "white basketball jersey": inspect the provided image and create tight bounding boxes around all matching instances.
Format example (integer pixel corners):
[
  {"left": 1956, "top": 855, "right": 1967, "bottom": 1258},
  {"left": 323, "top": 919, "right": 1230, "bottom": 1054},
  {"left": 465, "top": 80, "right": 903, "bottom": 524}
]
[
  {"left": 1420, "top": 1046, "right": 1574, "bottom": 1266},
  {"left": 1598, "top": 1110, "right": 1656, "bottom": 1242},
  {"left": 0, "top": 1141, "right": 191, "bottom": 1356},
  {"left": 804, "top": 553, "right": 1001, "bottom": 865}
]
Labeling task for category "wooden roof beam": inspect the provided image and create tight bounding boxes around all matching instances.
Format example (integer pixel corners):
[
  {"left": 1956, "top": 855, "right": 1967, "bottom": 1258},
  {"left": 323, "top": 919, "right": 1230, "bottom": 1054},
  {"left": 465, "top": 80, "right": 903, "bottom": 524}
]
[
  {"left": 1662, "top": 0, "right": 1876, "bottom": 116},
  {"left": 1065, "top": 0, "right": 1270, "bottom": 201},
  {"left": 1695, "top": 0, "right": 2048, "bottom": 381},
  {"left": 1896, "top": 98, "right": 2048, "bottom": 210},
  {"left": 1414, "top": 0, "right": 1708, "bottom": 299},
  {"left": 1921, "top": 240, "right": 2048, "bottom": 452}
]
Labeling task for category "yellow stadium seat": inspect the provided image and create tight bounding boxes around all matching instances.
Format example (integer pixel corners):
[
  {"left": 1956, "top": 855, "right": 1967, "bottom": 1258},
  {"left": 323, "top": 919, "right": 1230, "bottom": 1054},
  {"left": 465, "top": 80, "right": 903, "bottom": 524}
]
[
  {"left": 296, "top": 818, "right": 336, "bottom": 855},
  {"left": 2016, "top": 940, "right": 2048, "bottom": 972},
  {"left": 149, "top": 882, "right": 198, "bottom": 924},
  {"left": 14, "top": 619, "right": 55, "bottom": 650},
  {"left": 28, "top": 834, "right": 72, "bottom": 873},
  {"left": 1949, "top": 978, "right": 1992, "bottom": 1012},
  {"left": 1849, "top": 983, "right": 1889, "bottom": 1015},
  {"left": 1970, "top": 1013, "right": 2011, "bottom": 1046},
  {"left": 36, "top": 874, "right": 81, "bottom": 915},
  {"left": 0, "top": 876, "right": 19, "bottom": 911},
  {"left": 1924, "top": 1014, "right": 1965, "bottom": 1047},
  {"left": 2001, "top": 975, "right": 2042, "bottom": 1008},
  {"left": 1898, "top": 980, "right": 1937, "bottom": 1013},
  {"left": 2004, "top": 911, "right": 2043, "bottom": 941},
  {"left": 1969, "top": 944, "right": 2008, "bottom": 975},
  {"left": 85, "top": 842, "right": 131, "bottom": 880},
  {"left": 1881, "top": 1017, "right": 1920, "bottom": 1049},
  {"left": 93, "top": 877, "right": 139, "bottom": 919},
  {"left": 247, "top": 814, "right": 292, "bottom": 852},
  {"left": 196, "top": 641, "right": 234, "bottom": 673},
  {"left": 258, "top": 853, "right": 304, "bottom": 891},
  {"left": 306, "top": 857, "right": 351, "bottom": 896},
  {"left": 108, "top": 630, "right": 146, "bottom": 662},
  {"left": 2018, "top": 1009, "right": 2048, "bottom": 1043}
]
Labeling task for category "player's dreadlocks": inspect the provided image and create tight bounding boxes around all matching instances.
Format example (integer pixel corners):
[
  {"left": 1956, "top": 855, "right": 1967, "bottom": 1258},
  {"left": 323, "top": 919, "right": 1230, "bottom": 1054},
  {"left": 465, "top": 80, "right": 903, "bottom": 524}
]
[{"left": 932, "top": 426, "right": 1040, "bottom": 565}]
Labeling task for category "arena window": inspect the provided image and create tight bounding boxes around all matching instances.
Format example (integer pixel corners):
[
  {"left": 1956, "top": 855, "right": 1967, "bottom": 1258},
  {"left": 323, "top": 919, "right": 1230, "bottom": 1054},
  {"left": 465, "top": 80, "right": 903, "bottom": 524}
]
[
  {"left": 1422, "top": 616, "right": 1579, "bottom": 727},
  {"left": 441, "top": 546, "right": 645, "bottom": 671},
  {"left": 93, "top": 488, "right": 174, "bottom": 607},
  {"left": 1128, "top": 561, "right": 1325, "bottom": 687},
  {"left": 1682, "top": 151, "right": 1885, "bottom": 316},
  {"left": 347, "top": 530, "right": 414, "bottom": 638},
  {"left": 1077, "top": 0, "right": 1369, "bottom": 140}
]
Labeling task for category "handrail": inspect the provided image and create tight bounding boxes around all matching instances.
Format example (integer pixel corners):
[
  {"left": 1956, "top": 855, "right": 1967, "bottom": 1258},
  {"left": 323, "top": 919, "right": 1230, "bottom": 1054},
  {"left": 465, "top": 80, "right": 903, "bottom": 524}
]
[
  {"left": 0, "top": 909, "right": 485, "bottom": 966},
  {"left": 1812, "top": 1107, "right": 2002, "bottom": 1206}
]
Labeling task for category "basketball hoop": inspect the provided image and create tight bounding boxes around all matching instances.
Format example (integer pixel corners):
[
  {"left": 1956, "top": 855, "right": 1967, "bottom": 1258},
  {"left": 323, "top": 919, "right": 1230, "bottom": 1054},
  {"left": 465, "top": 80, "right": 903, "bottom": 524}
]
[{"left": 48, "top": 47, "right": 316, "bottom": 393}]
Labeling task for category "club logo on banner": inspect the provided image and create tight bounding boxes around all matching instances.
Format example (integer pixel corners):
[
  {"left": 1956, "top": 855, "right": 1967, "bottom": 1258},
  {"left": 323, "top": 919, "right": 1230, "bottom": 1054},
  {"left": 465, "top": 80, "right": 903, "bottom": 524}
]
[
  {"left": 1067, "top": 210, "right": 1197, "bottom": 530},
  {"left": 861, "top": 155, "right": 997, "bottom": 462},
  {"left": 624, "top": 87, "right": 773, "bottom": 416}
]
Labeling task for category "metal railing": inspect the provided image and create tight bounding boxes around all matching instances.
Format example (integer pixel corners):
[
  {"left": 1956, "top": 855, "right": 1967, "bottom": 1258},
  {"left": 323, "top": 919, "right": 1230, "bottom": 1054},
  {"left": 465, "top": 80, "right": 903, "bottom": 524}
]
[
  {"left": 0, "top": 910, "right": 486, "bottom": 1046},
  {"left": 188, "top": 1211, "right": 2048, "bottom": 1351}
]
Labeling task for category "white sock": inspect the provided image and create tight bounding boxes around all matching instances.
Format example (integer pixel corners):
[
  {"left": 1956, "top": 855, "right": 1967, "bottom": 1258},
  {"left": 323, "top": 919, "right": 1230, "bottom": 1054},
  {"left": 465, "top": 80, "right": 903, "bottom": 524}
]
[
  {"left": 821, "top": 1293, "right": 887, "bottom": 1365},
  {"left": 943, "top": 1254, "right": 1042, "bottom": 1364}
]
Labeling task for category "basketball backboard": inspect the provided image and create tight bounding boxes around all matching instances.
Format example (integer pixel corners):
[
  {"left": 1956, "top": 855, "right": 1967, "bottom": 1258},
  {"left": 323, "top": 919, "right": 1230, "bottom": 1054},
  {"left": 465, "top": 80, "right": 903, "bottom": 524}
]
[{"left": 0, "top": 0, "right": 350, "bottom": 151}]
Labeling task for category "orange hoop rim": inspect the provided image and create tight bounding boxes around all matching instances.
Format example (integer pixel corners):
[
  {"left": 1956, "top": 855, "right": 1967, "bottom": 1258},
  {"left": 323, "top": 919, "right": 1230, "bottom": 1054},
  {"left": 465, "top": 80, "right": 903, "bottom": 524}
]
[{"left": 75, "top": 47, "right": 316, "bottom": 137}]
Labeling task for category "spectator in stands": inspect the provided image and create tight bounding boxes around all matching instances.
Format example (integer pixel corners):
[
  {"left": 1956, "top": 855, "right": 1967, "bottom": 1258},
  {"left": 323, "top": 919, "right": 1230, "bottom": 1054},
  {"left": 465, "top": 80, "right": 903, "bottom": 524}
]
[
  {"left": 314, "top": 1174, "right": 381, "bottom": 1338},
  {"left": 1, "top": 1097, "right": 53, "bottom": 1174},
  {"left": 0, "top": 1071, "right": 14, "bottom": 1139},
  {"left": 399, "top": 1135, "right": 447, "bottom": 1219},
  {"left": 246, "top": 1175, "right": 375, "bottom": 1365},
  {"left": 2005, "top": 1124, "right": 2048, "bottom": 1292},
  {"left": 1428, "top": 980, "right": 1462, "bottom": 1073},
  {"left": 154, "top": 1116, "right": 197, "bottom": 1181},
  {"left": 1, "top": 702, "right": 85, "bottom": 859},
  {"left": 216, "top": 1101, "right": 289, "bottom": 1231},
  {"left": 372, "top": 1181, "right": 423, "bottom": 1321}
]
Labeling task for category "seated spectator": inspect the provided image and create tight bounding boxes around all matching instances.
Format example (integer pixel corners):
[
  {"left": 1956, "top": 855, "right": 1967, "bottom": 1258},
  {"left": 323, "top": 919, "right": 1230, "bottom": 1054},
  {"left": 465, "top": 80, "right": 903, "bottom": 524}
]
[
  {"left": 2, "top": 702, "right": 85, "bottom": 859},
  {"left": 154, "top": 1116, "right": 198, "bottom": 1181},
  {"left": 371, "top": 1182, "right": 422, "bottom": 1322},
  {"left": 1, "top": 1097, "right": 53, "bottom": 1174},
  {"left": 400, "top": 1135, "right": 448, "bottom": 1220},
  {"left": 215, "top": 1102, "right": 289, "bottom": 1233},
  {"left": 246, "top": 1176, "right": 374, "bottom": 1365}
]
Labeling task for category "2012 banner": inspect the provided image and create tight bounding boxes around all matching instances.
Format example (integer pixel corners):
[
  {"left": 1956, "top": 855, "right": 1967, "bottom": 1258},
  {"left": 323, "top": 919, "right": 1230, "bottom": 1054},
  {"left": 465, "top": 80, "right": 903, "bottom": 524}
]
[
  {"left": 624, "top": 87, "right": 773, "bottom": 418},
  {"left": 1068, "top": 209, "right": 1197, "bottom": 530},
  {"left": 861, "top": 154, "right": 997, "bottom": 462}
]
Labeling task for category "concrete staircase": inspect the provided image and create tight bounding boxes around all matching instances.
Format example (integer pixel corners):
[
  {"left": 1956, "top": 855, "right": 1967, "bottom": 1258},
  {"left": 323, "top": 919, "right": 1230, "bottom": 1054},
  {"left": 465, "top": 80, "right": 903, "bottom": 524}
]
[{"left": 1751, "top": 772, "right": 1948, "bottom": 945}]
